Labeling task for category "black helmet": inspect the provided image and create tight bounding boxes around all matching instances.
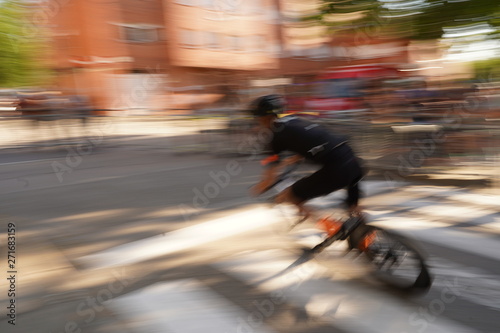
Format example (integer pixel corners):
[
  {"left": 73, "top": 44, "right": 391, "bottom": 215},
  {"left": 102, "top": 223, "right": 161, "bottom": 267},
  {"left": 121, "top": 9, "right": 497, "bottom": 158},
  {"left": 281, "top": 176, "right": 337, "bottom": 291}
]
[{"left": 249, "top": 94, "right": 285, "bottom": 117}]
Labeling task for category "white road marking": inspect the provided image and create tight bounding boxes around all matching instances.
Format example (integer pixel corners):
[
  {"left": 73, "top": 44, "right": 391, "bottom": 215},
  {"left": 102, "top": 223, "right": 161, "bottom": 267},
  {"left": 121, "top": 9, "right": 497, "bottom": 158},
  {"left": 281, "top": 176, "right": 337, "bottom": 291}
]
[
  {"left": 305, "top": 180, "right": 409, "bottom": 210},
  {"left": 411, "top": 204, "right": 497, "bottom": 222},
  {"left": 392, "top": 124, "right": 442, "bottom": 133},
  {"left": 214, "top": 249, "right": 479, "bottom": 333},
  {"left": 0, "top": 162, "right": 217, "bottom": 195},
  {"left": 402, "top": 185, "right": 463, "bottom": 196},
  {"left": 77, "top": 206, "right": 282, "bottom": 269},
  {"left": 369, "top": 217, "right": 500, "bottom": 262},
  {"left": 429, "top": 257, "right": 500, "bottom": 311},
  {"left": 78, "top": 184, "right": 500, "bottom": 271},
  {"left": 107, "top": 278, "right": 277, "bottom": 333},
  {"left": 444, "top": 192, "right": 500, "bottom": 207},
  {"left": 75, "top": 179, "right": 408, "bottom": 270},
  {"left": 0, "top": 159, "right": 54, "bottom": 166}
]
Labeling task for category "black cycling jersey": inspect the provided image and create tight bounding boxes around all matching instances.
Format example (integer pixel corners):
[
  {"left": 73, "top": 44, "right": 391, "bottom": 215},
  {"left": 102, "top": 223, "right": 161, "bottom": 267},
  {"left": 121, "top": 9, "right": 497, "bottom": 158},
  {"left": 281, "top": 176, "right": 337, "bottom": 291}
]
[
  {"left": 260, "top": 115, "right": 363, "bottom": 205},
  {"left": 269, "top": 116, "right": 349, "bottom": 165}
]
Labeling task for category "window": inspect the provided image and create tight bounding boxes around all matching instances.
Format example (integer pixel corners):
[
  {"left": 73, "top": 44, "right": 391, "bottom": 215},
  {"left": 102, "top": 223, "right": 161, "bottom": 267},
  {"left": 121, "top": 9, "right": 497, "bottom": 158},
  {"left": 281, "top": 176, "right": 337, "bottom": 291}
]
[
  {"left": 246, "top": 1, "right": 263, "bottom": 15},
  {"left": 241, "top": 35, "right": 263, "bottom": 53},
  {"left": 179, "top": 29, "right": 201, "bottom": 47},
  {"left": 199, "top": 0, "right": 215, "bottom": 9},
  {"left": 249, "top": 35, "right": 266, "bottom": 52},
  {"left": 268, "top": 43, "right": 282, "bottom": 57},
  {"left": 204, "top": 31, "right": 221, "bottom": 49},
  {"left": 176, "top": 0, "right": 196, "bottom": 5},
  {"left": 316, "top": 79, "right": 363, "bottom": 99},
  {"left": 227, "top": 35, "right": 242, "bottom": 51},
  {"left": 240, "top": 36, "right": 252, "bottom": 52},
  {"left": 122, "top": 26, "right": 158, "bottom": 43},
  {"left": 309, "top": 45, "right": 332, "bottom": 60},
  {"left": 290, "top": 45, "right": 305, "bottom": 58}
]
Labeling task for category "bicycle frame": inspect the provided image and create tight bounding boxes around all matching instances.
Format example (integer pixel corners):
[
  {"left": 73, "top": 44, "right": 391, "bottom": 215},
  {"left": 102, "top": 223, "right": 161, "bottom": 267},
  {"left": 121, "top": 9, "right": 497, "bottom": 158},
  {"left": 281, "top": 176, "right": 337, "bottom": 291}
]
[
  {"left": 260, "top": 161, "right": 369, "bottom": 252},
  {"left": 257, "top": 161, "right": 433, "bottom": 292}
]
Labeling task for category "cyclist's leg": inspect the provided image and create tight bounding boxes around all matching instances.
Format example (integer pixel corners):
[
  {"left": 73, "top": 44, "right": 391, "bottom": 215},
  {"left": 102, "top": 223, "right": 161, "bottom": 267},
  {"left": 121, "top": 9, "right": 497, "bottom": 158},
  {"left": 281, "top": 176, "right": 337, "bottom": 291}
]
[
  {"left": 275, "top": 165, "right": 338, "bottom": 221},
  {"left": 344, "top": 156, "right": 366, "bottom": 216},
  {"left": 275, "top": 187, "right": 313, "bottom": 220},
  {"left": 275, "top": 155, "right": 364, "bottom": 218},
  {"left": 345, "top": 177, "right": 363, "bottom": 216}
]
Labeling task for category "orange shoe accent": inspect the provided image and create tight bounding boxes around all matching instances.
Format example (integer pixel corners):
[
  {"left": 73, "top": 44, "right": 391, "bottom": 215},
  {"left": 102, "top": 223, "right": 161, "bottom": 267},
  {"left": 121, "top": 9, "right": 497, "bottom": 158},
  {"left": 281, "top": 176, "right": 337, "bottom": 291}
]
[
  {"left": 317, "top": 217, "right": 343, "bottom": 237},
  {"left": 260, "top": 154, "right": 280, "bottom": 166},
  {"left": 359, "top": 231, "right": 377, "bottom": 251}
]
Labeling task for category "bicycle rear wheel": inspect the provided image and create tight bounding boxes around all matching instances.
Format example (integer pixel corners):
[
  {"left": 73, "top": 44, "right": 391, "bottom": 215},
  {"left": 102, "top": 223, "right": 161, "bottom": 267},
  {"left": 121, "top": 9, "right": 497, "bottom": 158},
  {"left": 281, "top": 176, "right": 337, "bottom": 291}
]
[{"left": 354, "top": 226, "right": 432, "bottom": 293}]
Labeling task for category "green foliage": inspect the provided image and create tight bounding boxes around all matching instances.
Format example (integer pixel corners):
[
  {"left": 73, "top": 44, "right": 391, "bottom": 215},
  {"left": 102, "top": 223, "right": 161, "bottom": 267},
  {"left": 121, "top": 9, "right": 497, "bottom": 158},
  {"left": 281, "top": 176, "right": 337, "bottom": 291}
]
[
  {"left": 412, "top": 0, "right": 500, "bottom": 40},
  {"left": 0, "top": 0, "right": 51, "bottom": 87},
  {"left": 473, "top": 58, "right": 500, "bottom": 82},
  {"left": 313, "top": 0, "right": 500, "bottom": 41}
]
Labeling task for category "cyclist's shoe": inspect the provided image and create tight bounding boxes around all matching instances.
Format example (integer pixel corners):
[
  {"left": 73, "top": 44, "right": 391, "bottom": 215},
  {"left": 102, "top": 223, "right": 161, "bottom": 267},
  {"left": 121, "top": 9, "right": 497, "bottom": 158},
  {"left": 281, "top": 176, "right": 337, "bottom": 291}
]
[
  {"left": 316, "top": 217, "right": 343, "bottom": 237},
  {"left": 358, "top": 230, "right": 377, "bottom": 252}
]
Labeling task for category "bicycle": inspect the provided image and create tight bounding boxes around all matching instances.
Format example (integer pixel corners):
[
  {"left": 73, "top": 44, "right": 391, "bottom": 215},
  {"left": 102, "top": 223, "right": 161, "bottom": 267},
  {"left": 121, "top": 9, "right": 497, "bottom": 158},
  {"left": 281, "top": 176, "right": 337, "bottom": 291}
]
[{"left": 259, "top": 162, "right": 433, "bottom": 293}]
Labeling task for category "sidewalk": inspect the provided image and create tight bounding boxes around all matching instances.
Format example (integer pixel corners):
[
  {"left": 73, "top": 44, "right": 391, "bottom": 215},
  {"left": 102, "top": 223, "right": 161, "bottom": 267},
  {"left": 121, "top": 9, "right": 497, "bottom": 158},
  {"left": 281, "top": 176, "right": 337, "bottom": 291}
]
[
  {"left": 368, "top": 161, "right": 499, "bottom": 188},
  {"left": 0, "top": 116, "right": 222, "bottom": 148}
]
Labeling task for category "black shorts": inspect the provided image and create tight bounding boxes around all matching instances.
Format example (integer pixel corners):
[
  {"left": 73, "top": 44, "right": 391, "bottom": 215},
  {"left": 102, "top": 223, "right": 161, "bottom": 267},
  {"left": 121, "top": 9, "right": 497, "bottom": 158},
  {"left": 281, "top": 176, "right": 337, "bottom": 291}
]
[{"left": 291, "top": 147, "right": 363, "bottom": 204}]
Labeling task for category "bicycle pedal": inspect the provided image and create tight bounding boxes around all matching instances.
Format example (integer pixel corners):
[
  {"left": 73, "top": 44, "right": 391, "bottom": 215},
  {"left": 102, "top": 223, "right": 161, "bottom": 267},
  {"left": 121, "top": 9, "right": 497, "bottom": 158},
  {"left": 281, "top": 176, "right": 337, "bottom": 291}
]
[
  {"left": 358, "top": 231, "right": 377, "bottom": 252},
  {"left": 317, "top": 217, "right": 343, "bottom": 237},
  {"left": 339, "top": 217, "right": 363, "bottom": 240}
]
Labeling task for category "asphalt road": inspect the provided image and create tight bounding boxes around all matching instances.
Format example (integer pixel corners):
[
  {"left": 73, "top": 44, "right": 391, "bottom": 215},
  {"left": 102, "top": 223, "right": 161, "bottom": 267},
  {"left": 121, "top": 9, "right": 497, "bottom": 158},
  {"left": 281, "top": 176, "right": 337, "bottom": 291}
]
[{"left": 0, "top": 134, "right": 500, "bottom": 333}]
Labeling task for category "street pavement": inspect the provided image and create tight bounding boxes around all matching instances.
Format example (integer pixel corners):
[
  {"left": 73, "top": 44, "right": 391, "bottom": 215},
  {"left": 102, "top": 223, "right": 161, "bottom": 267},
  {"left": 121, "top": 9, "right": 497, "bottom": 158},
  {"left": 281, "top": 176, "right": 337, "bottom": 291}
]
[{"left": 0, "top": 118, "right": 499, "bottom": 333}]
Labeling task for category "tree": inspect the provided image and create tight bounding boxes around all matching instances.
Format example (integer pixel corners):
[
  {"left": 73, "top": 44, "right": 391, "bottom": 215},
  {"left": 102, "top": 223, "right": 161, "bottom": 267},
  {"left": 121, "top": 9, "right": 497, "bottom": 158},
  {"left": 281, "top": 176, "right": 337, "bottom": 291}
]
[
  {"left": 0, "top": 0, "right": 51, "bottom": 87},
  {"left": 310, "top": 0, "right": 500, "bottom": 41}
]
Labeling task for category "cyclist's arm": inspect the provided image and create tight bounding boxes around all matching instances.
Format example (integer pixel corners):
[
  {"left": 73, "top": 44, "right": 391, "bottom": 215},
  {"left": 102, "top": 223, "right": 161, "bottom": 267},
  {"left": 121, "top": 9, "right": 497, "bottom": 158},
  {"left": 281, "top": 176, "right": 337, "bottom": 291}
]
[
  {"left": 251, "top": 164, "right": 280, "bottom": 196},
  {"left": 251, "top": 154, "right": 280, "bottom": 196},
  {"left": 251, "top": 153, "right": 303, "bottom": 196}
]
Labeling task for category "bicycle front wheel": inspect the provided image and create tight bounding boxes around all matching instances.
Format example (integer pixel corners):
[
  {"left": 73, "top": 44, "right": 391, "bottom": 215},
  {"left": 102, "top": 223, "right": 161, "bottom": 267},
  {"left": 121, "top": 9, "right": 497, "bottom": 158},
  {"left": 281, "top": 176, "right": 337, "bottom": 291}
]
[{"left": 356, "top": 226, "right": 432, "bottom": 293}]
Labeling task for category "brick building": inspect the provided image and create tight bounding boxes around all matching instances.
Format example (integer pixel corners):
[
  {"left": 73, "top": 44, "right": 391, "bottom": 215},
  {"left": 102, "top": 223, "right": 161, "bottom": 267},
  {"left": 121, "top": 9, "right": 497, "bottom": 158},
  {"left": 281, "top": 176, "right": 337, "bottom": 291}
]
[{"left": 48, "top": 0, "right": 409, "bottom": 113}]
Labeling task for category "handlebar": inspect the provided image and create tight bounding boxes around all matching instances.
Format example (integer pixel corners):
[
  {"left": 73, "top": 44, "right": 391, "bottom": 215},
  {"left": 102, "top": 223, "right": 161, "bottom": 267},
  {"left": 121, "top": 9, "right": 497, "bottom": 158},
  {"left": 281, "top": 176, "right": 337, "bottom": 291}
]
[{"left": 261, "top": 161, "right": 302, "bottom": 194}]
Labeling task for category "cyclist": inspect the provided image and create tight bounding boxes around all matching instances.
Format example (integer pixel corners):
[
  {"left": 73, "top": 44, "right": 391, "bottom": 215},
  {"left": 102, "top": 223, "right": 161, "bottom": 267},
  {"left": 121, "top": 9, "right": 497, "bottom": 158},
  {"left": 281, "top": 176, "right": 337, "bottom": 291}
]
[{"left": 250, "top": 94, "right": 365, "bottom": 224}]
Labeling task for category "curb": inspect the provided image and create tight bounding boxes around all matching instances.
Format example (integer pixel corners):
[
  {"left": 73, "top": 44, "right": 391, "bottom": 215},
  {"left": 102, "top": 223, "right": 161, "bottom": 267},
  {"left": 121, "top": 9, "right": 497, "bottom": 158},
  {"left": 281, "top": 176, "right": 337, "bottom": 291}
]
[{"left": 368, "top": 165, "right": 493, "bottom": 188}]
